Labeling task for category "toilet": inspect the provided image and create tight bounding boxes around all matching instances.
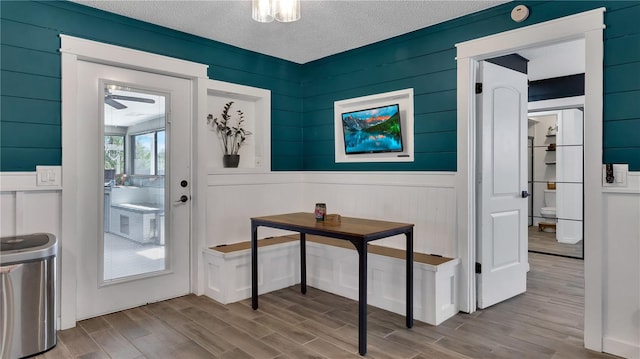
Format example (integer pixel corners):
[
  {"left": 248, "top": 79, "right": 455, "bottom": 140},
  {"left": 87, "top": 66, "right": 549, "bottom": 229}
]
[
  {"left": 541, "top": 189, "right": 556, "bottom": 218},
  {"left": 540, "top": 190, "right": 557, "bottom": 233}
]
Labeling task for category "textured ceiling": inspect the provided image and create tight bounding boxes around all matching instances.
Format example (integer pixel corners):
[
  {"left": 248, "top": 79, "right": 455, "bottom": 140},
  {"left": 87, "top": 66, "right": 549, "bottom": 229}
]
[
  {"left": 77, "top": 1, "right": 584, "bottom": 128},
  {"left": 72, "top": 0, "right": 508, "bottom": 64}
]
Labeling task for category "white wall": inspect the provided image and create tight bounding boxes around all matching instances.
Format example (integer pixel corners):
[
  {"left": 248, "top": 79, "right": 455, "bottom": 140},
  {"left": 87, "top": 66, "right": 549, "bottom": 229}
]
[
  {"left": 301, "top": 172, "right": 457, "bottom": 257},
  {"left": 602, "top": 173, "right": 640, "bottom": 359},
  {"left": 198, "top": 171, "right": 456, "bottom": 301},
  {"left": 0, "top": 174, "right": 61, "bottom": 237},
  {"left": 0, "top": 171, "right": 62, "bottom": 329},
  {"left": 203, "top": 172, "right": 456, "bottom": 257},
  {"left": 205, "top": 172, "right": 304, "bottom": 247}
]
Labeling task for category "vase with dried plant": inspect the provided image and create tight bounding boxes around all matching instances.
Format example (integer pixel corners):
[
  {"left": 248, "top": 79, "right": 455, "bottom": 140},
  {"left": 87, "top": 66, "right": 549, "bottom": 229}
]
[{"left": 206, "top": 101, "right": 252, "bottom": 168}]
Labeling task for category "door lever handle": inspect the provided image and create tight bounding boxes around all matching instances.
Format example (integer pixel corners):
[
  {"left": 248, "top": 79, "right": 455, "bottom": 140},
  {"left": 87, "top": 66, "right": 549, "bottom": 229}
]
[
  {"left": 521, "top": 190, "right": 530, "bottom": 198},
  {"left": 176, "top": 195, "right": 189, "bottom": 203}
]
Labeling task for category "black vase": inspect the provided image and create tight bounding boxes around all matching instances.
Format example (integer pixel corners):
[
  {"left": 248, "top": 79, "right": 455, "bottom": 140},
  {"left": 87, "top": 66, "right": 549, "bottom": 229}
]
[{"left": 223, "top": 154, "right": 240, "bottom": 168}]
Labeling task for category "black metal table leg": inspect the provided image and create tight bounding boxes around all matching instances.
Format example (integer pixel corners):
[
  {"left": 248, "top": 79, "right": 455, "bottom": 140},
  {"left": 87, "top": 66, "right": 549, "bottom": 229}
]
[
  {"left": 251, "top": 222, "right": 258, "bottom": 310},
  {"left": 357, "top": 240, "right": 368, "bottom": 355},
  {"left": 406, "top": 229, "right": 414, "bottom": 328},
  {"left": 300, "top": 233, "right": 307, "bottom": 294},
  {"left": 250, "top": 213, "right": 413, "bottom": 356}
]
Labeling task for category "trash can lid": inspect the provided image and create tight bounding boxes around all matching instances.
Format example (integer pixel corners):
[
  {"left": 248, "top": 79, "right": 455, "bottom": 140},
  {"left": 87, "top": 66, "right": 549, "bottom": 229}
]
[{"left": 1, "top": 233, "right": 57, "bottom": 265}]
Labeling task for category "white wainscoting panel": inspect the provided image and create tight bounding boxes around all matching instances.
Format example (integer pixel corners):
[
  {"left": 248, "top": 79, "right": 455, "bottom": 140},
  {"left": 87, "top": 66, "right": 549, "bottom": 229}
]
[
  {"left": 1, "top": 171, "right": 63, "bottom": 329},
  {"left": 301, "top": 172, "right": 457, "bottom": 257},
  {"left": 199, "top": 171, "right": 457, "bottom": 297},
  {"left": 205, "top": 171, "right": 456, "bottom": 254},
  {"left": 202, "top": 171, "right": 459, "bottom": 325},
  {"left": 0, "top": 172, "right": 62, "bottom": 238},
  {"left": 602, "top": 171, "right": 640, "bottom": 359},
  {"left": 1, "top": 171, "right": 42, "bottom": 191},
  {"left": 1, "top": 192, "right": 17, "bottom": 234},
  {"left": 205, "top": 172, "right": 304, "bottom": 247}
]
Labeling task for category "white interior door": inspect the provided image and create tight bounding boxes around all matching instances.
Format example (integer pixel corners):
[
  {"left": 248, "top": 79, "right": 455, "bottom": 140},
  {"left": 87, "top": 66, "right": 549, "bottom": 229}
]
[
  {"left": 476, "top": 61, "right": 528, "bottom": 309},
  {"left": 75, "top": 61, "right": 191, "bottom": 319}
]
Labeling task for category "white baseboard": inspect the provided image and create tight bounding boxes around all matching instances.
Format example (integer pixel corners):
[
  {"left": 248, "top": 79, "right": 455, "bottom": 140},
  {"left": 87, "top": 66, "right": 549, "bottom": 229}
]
[{"left": 603, "top": 336, "right": 640, "bottom": 359}]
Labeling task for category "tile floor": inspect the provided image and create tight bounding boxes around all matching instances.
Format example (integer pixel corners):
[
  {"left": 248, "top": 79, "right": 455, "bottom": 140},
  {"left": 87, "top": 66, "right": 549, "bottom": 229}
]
[
  {"left": 528, "top": 226, "right": 583, "bottom": 258},
  {"left": 41, "top": 253, "right": 617, "bottom": 359},
  {"left": 103, "top": 232, "right": 166, "bottom": 281}
]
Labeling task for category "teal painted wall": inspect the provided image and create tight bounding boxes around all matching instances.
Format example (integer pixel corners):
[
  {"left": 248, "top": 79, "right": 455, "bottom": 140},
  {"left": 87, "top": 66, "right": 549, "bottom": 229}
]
[
  {"left": 1, "top": 1, "right": 639, "bottom": 172},
  {"left": 302, "top": 1, "right": 640, "bottom": 171},
  {"left": 0, "top": 0, "right": 303, "bottom": 171}
]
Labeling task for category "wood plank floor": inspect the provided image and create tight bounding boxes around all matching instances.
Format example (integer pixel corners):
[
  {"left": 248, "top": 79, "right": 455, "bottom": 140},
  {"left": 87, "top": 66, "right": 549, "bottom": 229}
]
[
  {"left": 528, "top": 226, "right": 583, "bottom": 258},
  {"left": 39, "top": 253, "right": 616, "bottom": 358}
]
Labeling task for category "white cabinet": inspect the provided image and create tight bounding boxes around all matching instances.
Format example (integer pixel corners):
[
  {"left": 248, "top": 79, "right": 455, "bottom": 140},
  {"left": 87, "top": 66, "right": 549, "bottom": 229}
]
[{"left": 110, "top": 203, "right": 163, "bottom": 244}]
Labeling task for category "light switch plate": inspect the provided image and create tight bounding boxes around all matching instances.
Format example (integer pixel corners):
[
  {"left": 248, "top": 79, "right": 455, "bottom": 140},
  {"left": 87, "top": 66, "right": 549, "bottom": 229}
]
[
  {"left": 36, "top": 165, "right": 62, "bottom": 187},
  {"left": 602, "top": 164, "right": 628, "bottom": 187}
]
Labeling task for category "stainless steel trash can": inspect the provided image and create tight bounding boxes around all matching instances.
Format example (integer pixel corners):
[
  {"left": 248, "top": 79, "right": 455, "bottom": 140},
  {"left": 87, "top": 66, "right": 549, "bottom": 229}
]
[{"left": 1, "top": 233, "right": 57, "bottom": 359}]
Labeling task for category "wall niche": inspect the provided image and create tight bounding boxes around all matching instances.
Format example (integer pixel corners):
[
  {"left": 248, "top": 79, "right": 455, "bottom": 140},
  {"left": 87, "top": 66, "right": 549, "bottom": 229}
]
[{"left": 205, "top": 80, "right": 271, "bottom": 173}]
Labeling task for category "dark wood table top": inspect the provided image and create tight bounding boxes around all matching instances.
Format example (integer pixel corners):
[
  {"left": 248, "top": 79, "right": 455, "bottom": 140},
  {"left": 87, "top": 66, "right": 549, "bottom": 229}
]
[{"left": 251, "top": 212, "right": 414, "bottom": 239}]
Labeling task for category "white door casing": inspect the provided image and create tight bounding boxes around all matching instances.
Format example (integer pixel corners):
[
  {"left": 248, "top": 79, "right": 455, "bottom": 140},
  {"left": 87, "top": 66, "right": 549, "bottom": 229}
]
[
  {"left": 74, "top": 61, "right": 191, "bottom": 319},
  {"left": 455, "top": 8, "right": 604, "bottom": 351},
  {"left": 476, "top": 61, "right": 528, "bottom": 309},
  {"left": 60, "top": 35, "right": 208, "bottom": 328}
]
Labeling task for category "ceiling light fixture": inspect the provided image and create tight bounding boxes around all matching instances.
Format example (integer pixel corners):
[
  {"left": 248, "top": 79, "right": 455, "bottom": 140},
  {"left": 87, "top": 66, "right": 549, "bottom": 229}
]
[{"left": 252, "top": 0, "right": 300, "bottom": 23}]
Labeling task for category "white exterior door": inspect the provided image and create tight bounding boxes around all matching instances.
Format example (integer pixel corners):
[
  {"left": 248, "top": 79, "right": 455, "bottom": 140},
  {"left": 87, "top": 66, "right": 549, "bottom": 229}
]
[
  {"left": 75, "top": 61, "right": 191, "bottom": 319},
  {"left": 476, "top": 61, "right": 528, "bottom": 309}
]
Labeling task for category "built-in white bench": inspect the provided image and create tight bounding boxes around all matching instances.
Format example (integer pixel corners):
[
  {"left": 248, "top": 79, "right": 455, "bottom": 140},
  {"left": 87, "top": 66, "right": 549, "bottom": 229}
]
[{"left": 202, "top": 235, "right": 459, "bottom": 325}]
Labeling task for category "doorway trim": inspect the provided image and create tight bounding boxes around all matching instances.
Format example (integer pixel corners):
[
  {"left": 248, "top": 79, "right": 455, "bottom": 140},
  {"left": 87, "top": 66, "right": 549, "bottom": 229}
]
[
  {"left": 455, "top": 8, "right": 605, "bottom": 351},
  {"left": 59, "top": 35, "right": 208, "bottom": 329}
]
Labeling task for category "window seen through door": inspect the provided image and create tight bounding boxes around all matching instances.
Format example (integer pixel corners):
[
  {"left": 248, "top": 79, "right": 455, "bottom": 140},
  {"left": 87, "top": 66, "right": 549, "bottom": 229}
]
[{"left": 132, "top": 130, "right": 165, "bottom": 175}]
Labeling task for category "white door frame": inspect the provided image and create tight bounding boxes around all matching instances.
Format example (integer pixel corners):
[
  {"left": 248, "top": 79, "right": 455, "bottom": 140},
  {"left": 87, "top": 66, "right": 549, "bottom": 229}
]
[
  {"left": 59, "top": 35, "right": 208, "bottom": 329},
  {"left": 455, "top": 8, "right": 605, "bottom": 351}
]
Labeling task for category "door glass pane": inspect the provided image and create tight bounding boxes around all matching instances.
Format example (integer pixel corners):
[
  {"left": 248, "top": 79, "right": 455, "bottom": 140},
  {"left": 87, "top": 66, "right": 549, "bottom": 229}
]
[{"left": 103, "top": 83, "right": 168, "bottom": 282}]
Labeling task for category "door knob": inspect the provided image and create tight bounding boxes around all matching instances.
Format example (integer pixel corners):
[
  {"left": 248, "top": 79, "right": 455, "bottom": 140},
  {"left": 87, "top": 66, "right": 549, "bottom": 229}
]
[
  {"left": 176, "top": 195, "right": 189, "bottom": 203},
  {"left": 521, "top": 190, "right": 530, "bottom": 198}
]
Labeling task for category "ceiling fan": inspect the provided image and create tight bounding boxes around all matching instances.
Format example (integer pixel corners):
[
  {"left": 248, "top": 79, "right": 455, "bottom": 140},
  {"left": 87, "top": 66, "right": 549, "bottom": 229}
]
[{"left": 104, "top": 91, "right": 156, "bottom": 110}]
